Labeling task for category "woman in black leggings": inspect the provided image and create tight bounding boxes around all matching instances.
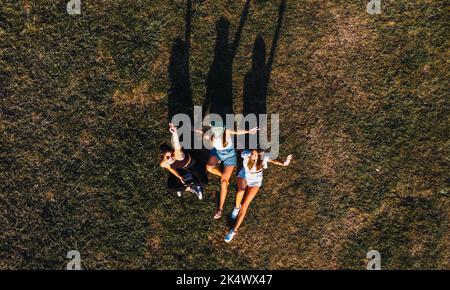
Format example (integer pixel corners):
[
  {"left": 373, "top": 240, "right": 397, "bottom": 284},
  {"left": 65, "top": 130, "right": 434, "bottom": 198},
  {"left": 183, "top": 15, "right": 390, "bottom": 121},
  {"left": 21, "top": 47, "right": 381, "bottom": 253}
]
[{"left": 159, "top": 123, "right": 207, "bottom": 198}]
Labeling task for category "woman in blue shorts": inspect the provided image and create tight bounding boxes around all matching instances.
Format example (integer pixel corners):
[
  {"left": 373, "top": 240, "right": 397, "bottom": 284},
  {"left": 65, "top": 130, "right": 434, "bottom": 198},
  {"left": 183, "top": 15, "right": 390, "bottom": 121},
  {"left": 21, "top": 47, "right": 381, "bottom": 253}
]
[{"left": 198, "top": 121, "right": 258, "bottom": 219}]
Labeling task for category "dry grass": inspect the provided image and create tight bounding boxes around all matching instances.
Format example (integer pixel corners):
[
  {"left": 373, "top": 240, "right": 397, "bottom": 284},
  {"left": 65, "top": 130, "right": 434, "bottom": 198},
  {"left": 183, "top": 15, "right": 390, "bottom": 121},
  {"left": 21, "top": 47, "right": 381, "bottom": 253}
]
[{"left": 0, "top": 0, "right": 448, "bottom": 269}]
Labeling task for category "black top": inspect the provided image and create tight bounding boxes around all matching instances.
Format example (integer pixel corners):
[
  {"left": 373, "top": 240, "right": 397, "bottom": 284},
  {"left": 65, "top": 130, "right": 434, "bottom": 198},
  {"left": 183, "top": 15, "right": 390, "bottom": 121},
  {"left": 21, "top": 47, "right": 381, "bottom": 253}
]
[{"left": 170, "top": 152, "right": 193, "bottom": 169}]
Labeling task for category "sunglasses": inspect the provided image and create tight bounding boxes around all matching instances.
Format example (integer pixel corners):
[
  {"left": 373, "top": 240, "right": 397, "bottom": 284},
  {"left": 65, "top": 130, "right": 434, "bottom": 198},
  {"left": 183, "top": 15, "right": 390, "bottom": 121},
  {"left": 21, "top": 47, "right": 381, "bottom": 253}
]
[{"left": 164, "top": 153, "right": 174, "bottom": 160}]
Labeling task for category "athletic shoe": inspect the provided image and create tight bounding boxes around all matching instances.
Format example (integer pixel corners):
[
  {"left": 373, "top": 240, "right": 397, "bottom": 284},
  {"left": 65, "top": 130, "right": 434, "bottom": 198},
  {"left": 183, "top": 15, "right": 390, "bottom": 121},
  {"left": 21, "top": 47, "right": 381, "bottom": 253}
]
[
  {"left": 196, "top": 186, "right": 203, "bottom": 200},
  {"left": 224, "top": 229, "right": 236, "bottom": 243},
  {"left": 231, "top": 206, "right": 241, "bottom": 219},
  {"left": 186, "top": 186, "right": 199, "bottom": 198},
  {"left": 176, "top": 191, "right": 182, "bottom": 197},
  {"left": 189, "top": 186, "right": 202, "bottom": 200}
]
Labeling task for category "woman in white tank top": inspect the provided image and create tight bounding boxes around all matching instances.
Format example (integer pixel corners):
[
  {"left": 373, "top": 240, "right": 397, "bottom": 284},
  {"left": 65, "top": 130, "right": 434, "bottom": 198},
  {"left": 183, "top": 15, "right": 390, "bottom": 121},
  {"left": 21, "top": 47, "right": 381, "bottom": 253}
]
[{"left": 224, "top": 149, "right": 293, "bottom": 243}]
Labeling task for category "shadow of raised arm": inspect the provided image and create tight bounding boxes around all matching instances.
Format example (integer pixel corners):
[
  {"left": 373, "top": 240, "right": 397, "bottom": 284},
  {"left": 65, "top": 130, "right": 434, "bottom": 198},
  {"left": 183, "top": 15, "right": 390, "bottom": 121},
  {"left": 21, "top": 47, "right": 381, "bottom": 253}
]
[{"left": 266, "top": 0, "right": 286, "bottom": 80}]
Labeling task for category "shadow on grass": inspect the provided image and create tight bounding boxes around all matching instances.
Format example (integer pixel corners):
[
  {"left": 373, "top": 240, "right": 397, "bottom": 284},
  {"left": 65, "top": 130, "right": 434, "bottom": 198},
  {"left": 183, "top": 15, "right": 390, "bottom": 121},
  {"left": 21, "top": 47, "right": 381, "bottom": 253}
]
[
  {"left": 166, "top": 1, "right": 253, "bottom": 198},
  {"left": 166, "top": 0, "right": 210, "bottom": 194},
  {"left": 242, "top": 0, "right": 286, "bottom": 148},
  {"left": 202, "top": 0, "right": 251, "bottom": 119},
  {"left": 168, "top": 0, "right": 193, "bottom": 121},
  {"left": 225, "top": 0, "right": 287, "bottom": 229},
  {"left": 202, "top": 0, "right": 252, "bottom": 208}
]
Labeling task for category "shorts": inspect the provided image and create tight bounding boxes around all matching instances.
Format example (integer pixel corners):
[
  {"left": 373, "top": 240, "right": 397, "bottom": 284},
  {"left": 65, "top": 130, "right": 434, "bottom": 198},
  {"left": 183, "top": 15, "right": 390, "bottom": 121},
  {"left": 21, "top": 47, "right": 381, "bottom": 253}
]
[
  {"left": 210, "top": 147, "right": 237, "bottom": 167},
  {"left": 238, "top": 168, "right": 263, "bottom": 187}
]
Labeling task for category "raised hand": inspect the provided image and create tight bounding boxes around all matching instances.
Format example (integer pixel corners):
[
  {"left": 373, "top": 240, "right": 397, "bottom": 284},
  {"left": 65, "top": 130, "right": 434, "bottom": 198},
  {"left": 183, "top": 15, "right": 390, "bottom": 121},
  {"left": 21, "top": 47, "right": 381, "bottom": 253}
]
[
  {"left": 169, "top": 123, "right": 177, "bottom": 134},
  {"left": 249, "top": 127, "right": 259, "bottom": 134}
]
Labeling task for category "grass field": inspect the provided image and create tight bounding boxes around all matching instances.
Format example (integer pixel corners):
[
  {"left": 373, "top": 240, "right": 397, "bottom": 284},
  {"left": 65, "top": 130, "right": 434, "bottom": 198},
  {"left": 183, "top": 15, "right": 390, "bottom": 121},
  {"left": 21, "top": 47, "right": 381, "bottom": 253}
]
[{"left": 0, "top": 0, "right": 449, "bottom": 269}]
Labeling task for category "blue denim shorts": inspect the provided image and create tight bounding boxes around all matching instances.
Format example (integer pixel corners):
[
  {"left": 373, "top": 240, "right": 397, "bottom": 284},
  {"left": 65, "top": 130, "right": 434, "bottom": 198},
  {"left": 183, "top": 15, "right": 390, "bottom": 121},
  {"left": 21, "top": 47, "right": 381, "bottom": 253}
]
[{"left": 210, "top": 147, "right": 237, "bottom": 167}]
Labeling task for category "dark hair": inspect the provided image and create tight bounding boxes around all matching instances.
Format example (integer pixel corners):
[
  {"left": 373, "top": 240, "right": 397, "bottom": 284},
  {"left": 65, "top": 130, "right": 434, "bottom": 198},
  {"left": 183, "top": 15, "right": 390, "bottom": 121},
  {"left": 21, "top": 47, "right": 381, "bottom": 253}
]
[{"left": 159, "top": 143, "right": 173, "bottom": 161}]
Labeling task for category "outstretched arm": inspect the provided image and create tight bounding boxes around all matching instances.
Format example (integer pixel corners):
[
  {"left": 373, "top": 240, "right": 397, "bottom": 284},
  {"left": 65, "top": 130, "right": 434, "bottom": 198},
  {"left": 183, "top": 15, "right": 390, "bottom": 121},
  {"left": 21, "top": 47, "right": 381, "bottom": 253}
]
[
  {"left": 160, "top": 162, "right": 185, "bottom": 184},
  {"left": 230, "top": 0, "right": 251, "bottom": 59},
  {"left": 269, "top": 154, "right": 292, "bottom": 166},
  {"left": 228, "top": 127, "right": 259, "bottom": 135},
  {"left": 169, "top": 123, "right": 185, "bottom": 160},
  {"left": 266, "top": 0, "right": 286, "bottom": 80}
]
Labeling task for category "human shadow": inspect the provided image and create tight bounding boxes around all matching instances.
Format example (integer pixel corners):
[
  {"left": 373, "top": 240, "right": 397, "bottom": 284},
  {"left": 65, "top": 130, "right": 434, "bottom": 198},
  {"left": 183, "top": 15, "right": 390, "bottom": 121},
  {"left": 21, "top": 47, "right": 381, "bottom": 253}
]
[
  {"left": 166, "top": 0, "right": 209, "bottom": 193},
  {"left": 225, "top": 0, "right": 286, "bottom": 229},
  {"left": 202, "top": 0, "right": 251, "bottom": 120},
  {"left": 242, "top": 0, "right": 286, "bottom": 133},
  {"left": 201, "top": 1, "right": 251, "bottom": 202},
  {"left": 167, "top": 0, "right": 193, "bottom": 122}
]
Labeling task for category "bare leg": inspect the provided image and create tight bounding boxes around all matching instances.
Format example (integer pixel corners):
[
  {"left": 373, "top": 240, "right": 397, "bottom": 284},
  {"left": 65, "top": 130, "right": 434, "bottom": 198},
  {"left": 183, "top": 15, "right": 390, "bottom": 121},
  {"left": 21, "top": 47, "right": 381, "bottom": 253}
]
[
  {"left": 218, "top": 166, "right": 235, "bottom": 210},
  {"left": 214, "top": 165, "right": 235, "bottom": 218},
  {"left": 235, "top": 177, "right": 247, "bottom": 208},
  {"left": 233, "top": 186, "right": 259, "bottom": 232},
  {"left": 206, "top": 156, "right": 222, "bottom": 177}
]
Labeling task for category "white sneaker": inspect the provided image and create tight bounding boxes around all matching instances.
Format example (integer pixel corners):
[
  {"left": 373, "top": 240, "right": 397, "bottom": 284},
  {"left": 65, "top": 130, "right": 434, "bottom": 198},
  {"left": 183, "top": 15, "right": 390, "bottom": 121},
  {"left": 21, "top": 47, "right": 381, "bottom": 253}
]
[
  {"left": 196, "top": 186, "right": 203, "bottom": 200},
  {"left": 231, "top": 206, "right": 241, "bottom": 219},
  {"left": 186, "top": 186, "right": 199, "bottom": 198},
  {"left": 224, "top": 229, "right": 236, "bottom": 243},
  {"left": 176, "top": 191, "right": 182, "bottom": 197}
]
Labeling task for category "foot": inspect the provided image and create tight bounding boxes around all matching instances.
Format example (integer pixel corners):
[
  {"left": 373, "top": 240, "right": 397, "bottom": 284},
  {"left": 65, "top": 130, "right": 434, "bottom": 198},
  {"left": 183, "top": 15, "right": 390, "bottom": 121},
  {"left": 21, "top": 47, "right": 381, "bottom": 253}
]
[
  {"left": 214, "top": 209, "right": 222, "bottom": 219},
  {"left": 187, "top": 186, "right": 202, "bottom": 200},
  {"left": 196, "top": 186, "right": 203, "bottom": 200},
  {"left": 224, "top": 229, "right": 236, "bottom": 243},
  {"left": 176, "top": 191, "right": 182, "bottom": 197},
  {"left": 231, "top": 206, "right": 241, "bottom": 220}
]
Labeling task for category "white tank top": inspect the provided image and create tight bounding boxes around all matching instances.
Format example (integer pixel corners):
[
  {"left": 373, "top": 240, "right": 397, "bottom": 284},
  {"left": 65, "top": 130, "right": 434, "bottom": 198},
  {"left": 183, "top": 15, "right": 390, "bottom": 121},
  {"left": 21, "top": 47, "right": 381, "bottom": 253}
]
[
  {"left": 212, "top": 133, "right": 233, "bottom": 150},
  {"left": 241, "top": 150, "right": 269, "bottom": 175}
]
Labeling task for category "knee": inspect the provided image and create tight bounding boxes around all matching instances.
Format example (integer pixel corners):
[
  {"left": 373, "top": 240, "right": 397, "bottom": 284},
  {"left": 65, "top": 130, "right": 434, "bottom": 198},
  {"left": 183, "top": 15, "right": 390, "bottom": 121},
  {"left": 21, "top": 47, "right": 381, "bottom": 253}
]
[
  {"left": 206, "top": 165, "right": 215, "bottom": 172},
  {"left": 221, "top": 179, "right": 229, "bottom": 187}
]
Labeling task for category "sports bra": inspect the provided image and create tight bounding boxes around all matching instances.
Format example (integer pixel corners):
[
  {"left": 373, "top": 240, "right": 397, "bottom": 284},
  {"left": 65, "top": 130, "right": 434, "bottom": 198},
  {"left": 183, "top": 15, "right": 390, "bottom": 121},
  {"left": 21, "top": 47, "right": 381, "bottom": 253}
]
[{"left": 170, "top": 152, "right": 193, "bottom": 169}]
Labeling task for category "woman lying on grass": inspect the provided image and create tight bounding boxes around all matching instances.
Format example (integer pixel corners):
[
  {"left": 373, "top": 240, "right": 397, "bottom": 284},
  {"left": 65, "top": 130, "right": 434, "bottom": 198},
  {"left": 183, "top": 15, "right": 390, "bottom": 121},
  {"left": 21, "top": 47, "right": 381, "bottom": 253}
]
[
  {"left": 224, "top": 149, "right": 292, "bottom": 243},
  {"left": 160, "top": 123, "right": 206, "bottom": 199},
  {"left": 196, "top": 121, "right": 258, "bottom": 220}
]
